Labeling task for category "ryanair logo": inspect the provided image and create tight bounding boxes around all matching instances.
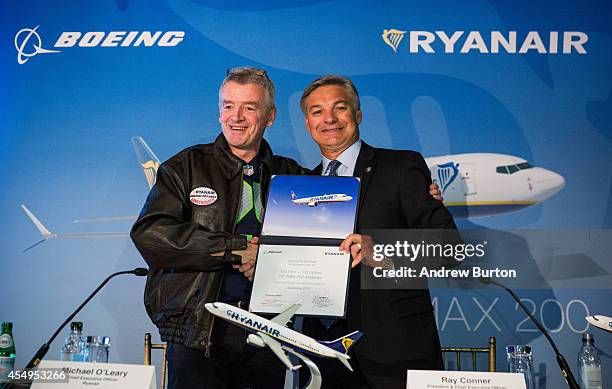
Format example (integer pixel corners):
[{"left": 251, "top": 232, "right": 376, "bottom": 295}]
[
  {"left": 141, "top": 160, "right": 160, "bottom": 189},
  {"left": 382, "top": 29, "right": 406, "bottom": 53},
  {"left": 437, "top": 162, "right": 460, "bottom": 193},
  {"left": 342, "top": 337, "right": 353, "bottom": 352},
  {"left": 381, "top": 28, "right": 588, "bottom": 55},
  {"left": 226, "top": 309, "right": 281, "bottom": 337}
]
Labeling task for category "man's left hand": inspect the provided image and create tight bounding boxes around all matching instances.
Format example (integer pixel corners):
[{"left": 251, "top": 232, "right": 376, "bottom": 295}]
[{"left": 340, "top": 234, "right": 375, "bottom": 268}]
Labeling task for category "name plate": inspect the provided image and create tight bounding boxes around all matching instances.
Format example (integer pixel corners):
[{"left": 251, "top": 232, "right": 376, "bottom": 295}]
[
  {"left": 407, "top": 370, "right": 526, "bottom": 389},
  {"left": 31, "top": 360, "right": 156, "bottom": 389}
]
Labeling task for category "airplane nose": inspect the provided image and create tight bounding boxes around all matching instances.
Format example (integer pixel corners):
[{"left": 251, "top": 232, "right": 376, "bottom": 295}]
[
  {"left": 536, "top": 169, "right": 566, "bottom": 200},
  {"left": 205, "top": 302, "right": 217, "bottom": 310}
]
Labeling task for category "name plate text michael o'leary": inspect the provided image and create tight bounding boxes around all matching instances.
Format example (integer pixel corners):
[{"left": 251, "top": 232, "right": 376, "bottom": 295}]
[{"left": 31, "top": 360, "right": 156, "bottom": 389}]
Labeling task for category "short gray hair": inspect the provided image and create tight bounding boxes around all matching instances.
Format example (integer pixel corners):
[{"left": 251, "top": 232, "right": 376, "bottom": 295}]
[
  {"left": 300, "top": 75, "right": 360, "bottom": 115},
  {"left": 219, "top": 67, "right": 275, "bottom": 111}
]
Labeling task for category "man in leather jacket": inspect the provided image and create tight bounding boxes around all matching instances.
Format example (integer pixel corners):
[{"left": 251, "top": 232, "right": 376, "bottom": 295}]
[{"left": 130, "top": 67, "right": 306, "bottom": 388}]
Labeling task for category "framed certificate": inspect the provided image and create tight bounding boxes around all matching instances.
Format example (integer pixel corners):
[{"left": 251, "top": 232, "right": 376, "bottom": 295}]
[
  {"left": 250, "top": 175, "right": 360, "bottom": 317},
  {"left": 249, "top": 245, "right": 350, "bottom": 317}
]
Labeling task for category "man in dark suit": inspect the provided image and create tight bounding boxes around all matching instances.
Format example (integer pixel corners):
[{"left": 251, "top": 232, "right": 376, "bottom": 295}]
[{"left": 299, "top": 75, "right": 457, "bottom": 389}]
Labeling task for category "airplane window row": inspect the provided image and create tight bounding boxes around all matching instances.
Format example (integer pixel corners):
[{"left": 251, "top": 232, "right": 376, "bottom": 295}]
[{"left": 496, "top": 162, "right": 533, "bottom": 174}]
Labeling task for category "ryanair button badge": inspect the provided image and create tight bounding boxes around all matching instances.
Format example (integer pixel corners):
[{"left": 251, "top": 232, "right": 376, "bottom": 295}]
[{"left": 190, "top": 187, "right": 218, "bottom": 206}]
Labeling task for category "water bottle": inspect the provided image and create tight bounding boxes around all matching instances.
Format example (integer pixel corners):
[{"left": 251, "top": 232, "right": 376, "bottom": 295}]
[
  {"left": 506, "top": 345, "right": 535, "bottom": 389},
  {"left": 578, "top": 333, "right": 602, "bottom": 389},
  {"left": 0, "top": 322, "right": 16, "bottom": 382},
  {"left": 60, "top": 322, "right": 83, "bottom": 361},
  {"left": 82, "top": 336, "right": 110, "bottom": 363}
]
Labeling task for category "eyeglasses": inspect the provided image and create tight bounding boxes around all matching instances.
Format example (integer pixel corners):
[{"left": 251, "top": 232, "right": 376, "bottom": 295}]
[{"left": 226, "top": 67, "right": 270, "bottom": 81}]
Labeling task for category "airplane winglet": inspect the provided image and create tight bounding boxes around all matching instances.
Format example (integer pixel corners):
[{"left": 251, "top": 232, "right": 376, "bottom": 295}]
[{"left": 21, "top": 204, "right": 54, "bottom": 239}]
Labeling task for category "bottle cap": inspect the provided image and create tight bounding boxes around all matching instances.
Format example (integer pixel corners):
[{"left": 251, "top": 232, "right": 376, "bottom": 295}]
[
  {"left": 505, "top": 345, "right": 532, "bottom": 355},
  {"left": 70, "top": 322, "right": 83, "bottom": 332},
  {"left": 582, "top": 333, "right": 594, "bottom": 342},
  {"left": 1, "top": 322, "right": 12, "bottom": 330},
  {"left": 85, "top": 336, "right": 111, "bottom": 346}
]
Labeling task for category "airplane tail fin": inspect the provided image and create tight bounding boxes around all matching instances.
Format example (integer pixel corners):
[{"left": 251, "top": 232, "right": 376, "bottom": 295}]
[
  {"left": 291, "top": 191, "right": 297, "bottom": 200},
  {"left": 131, "top": 136, "right": 161, "bottom": 189},
  {"left": 319, "top": 330, "right": 363, "bottom": 354}
]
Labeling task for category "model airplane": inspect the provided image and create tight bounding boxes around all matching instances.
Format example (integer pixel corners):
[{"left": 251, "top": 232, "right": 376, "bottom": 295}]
[
  {"left": 205, "top": 302, "right": 363, "bottom": 371},
  {"left": 586, "top": 315, "right": 612, "bottom": 333},
  {"left": 21, "top": 138, "right": 566, "bottom": 250},
  {"left": 290, "top": 191, "right": 353, "bottom": 207}
]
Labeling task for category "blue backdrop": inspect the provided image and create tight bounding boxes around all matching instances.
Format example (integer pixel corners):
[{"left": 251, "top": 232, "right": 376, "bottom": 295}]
[{"left": 2, "top": 1, "right": 611, "bottom": 387}]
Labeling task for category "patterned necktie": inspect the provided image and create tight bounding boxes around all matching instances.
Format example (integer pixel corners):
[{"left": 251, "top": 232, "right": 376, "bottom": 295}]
[{"left": 327, "top": 160, "right": 342, "bottom": 176}]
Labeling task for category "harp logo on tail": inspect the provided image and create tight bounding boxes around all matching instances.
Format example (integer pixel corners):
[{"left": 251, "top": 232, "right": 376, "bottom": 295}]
[
  {"left": 437, "top": 162, "right": 460, "bottom": 193},
  {"left": 341, "top": 337, "right": 353, "bottom": 352},
  {"left": 141, "top": 160, "right": 160, "bottom": 189},
  {"left": 382, "top": 29, "right": 407, "bottom": 53}
]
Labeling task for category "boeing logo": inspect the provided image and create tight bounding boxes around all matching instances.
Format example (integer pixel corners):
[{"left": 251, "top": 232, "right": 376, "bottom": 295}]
[
  {"left": 382, "top": 29, "right": 588, "bottom": 54},
  {"left": 15, "top": 26, "right": 185, "bottom": 64},
  {"left": 14, "top": 26, "right": 61, "bottom": 65}
]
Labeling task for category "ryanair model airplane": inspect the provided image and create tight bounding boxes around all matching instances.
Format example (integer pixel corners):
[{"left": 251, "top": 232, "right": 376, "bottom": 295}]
[
  {"left": 205, "top": 302, "right": 363, "bottom": 371},
  {"left": 586, "top": 315, "right": 612, "bottom": 333},
  {"left": 290, "top": 191, "right": 353, "bottom": 207}
]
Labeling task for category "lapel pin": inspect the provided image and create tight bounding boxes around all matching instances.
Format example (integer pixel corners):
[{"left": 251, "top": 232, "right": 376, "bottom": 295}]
[
  {"left": 243, "top": 164, "right": 254, "bottom": 176},
  {"left": 365, "top": 166, "right": 372, "bottom": 173}
]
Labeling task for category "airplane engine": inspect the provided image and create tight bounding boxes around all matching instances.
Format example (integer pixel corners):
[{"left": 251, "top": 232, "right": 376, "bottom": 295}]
[{"left": 246, "top": 333, "right": 265, "bottom": 348}]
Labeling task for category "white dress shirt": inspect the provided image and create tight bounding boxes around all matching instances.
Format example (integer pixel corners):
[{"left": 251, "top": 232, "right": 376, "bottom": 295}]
[{"left": 321, "top": 139, "right": 362, "bottom": 177}]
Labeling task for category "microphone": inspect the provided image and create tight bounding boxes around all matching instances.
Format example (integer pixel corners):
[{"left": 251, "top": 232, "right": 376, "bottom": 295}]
[
  {"left": 24, "top": 268, "right": 149, "bottom": 369},
  {"left": 479, "top": 277, "right": 580, "bottom": 389}
]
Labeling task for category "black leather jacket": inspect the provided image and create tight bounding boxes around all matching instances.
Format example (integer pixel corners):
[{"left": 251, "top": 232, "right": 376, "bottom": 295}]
[{"left": 130, "top": 134, "right": 306, "bottom": 350}]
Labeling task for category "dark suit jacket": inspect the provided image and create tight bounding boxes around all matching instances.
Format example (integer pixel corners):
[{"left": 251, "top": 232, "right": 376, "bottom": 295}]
[{"left": 314, "top": 141, "right": 457, "bottom": 388}]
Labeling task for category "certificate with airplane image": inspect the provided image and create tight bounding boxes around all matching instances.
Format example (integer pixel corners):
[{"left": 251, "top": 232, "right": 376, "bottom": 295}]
[{"left": 251, "top": 175, "right": 360, "bottom": 317}]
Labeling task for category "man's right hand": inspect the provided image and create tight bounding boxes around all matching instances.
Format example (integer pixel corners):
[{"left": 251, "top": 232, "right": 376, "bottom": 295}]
[
  {"left": 232, "top": 236, "right": 259, "bottom": 281},
  {"left": 429, "top": 182, "right": 442, "bottom": 201}
]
